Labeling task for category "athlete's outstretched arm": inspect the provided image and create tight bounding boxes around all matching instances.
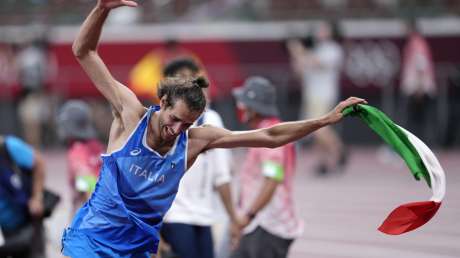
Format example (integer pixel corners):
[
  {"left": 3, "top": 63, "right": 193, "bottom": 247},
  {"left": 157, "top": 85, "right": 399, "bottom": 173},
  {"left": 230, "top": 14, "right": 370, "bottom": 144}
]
[
  {"left": 193, "top": 97, "right": 367, "bottom": 150},
  {"left": 72, "top": 0, "right": 143, "bottom": 120}
]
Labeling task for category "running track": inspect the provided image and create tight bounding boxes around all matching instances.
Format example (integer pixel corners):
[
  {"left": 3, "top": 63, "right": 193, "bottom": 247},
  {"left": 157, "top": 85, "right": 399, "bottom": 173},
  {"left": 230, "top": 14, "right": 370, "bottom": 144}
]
[{"left": 43, "top": 147, "right": 460, "bottom": 258}]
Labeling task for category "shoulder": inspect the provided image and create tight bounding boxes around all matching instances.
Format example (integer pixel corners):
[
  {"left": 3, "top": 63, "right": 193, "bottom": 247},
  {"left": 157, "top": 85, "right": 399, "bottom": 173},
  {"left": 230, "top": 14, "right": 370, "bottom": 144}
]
[
  {"left": 127, "top": 105, "right": 148, "bottom": 121},
  {"left": 4, "top": 135, "right": 35, "bottom": 169},
  {"left": 120, "top": 106, "right": 149, "bottom": 130},
  {"left": 188, "top": 125, "right": 230, "bottom": 143},
  {"left": 189, "top": 126, "right": 213, "bottom": 139},
  {"left": 4, "top": 135, "right": 33, "bottom": 154}
]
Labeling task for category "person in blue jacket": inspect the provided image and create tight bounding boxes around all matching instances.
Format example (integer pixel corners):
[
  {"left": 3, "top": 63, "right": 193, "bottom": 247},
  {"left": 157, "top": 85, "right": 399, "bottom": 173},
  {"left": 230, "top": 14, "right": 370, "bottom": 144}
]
[{"left": 0, "top": 135, "right": 46, "bottom": 258}]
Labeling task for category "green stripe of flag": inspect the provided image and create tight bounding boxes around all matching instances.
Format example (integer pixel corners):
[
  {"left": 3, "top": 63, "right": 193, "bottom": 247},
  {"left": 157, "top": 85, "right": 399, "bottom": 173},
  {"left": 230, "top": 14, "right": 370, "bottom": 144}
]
[{"left": 343, "top": 104, "right": 431, "bottom": 187}]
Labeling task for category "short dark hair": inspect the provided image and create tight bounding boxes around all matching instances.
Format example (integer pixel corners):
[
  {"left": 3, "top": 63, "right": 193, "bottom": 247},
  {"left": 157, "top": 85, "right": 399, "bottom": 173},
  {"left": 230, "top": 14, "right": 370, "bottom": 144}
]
[
  {"left": 157, "top": 76, "right": 209, "bottom": 113},
  {"left": 163, "top": 58, "right": 200, "bottom": 77}
]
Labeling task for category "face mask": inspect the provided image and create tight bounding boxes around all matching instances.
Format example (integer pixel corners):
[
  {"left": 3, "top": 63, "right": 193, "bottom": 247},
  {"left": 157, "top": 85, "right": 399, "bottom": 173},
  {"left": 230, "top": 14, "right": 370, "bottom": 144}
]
[{"left": 236, "top": 106, "right": 246, "bottom": 123}]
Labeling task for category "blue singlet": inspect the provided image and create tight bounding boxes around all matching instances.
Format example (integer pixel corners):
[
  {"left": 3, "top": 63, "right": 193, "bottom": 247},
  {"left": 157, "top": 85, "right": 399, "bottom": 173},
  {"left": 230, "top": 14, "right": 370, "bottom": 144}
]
[{"left": 62, "top": 106, "right": 188, "bottom": 257}]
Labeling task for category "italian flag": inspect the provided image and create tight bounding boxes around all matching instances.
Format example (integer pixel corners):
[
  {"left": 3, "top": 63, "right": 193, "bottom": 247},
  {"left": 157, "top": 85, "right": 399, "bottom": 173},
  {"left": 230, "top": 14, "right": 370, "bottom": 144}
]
[{"left": 343, "top": 104, "right": 446, "bottom": 235}]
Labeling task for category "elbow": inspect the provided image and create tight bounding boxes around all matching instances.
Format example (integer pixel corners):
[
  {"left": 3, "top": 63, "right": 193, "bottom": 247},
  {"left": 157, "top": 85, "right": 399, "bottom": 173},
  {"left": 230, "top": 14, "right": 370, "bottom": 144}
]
[
  {"left": 266, "top": 137, "right": 283, "bottom": 149},
  {"left": 72, "top": 42, "right": 83, "bottom": 58},
  {"left": 72, "top": 42, "right": 91, "bottom": 59},
  {"left": 264, "top": 131, "right": 283, "bottom": 149},
  {"left": 269, "top": 140, "right": 284, "bottom": 149}
]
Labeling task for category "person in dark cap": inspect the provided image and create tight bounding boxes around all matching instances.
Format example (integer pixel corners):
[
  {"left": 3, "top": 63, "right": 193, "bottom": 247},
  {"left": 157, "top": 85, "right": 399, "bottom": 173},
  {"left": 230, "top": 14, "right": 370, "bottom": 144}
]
[
  {"left": 56, "top": 100, "right": 104, "bottom": 214},
  {"left": 230, "top": 76, "right": 302, "bottom": 258}
]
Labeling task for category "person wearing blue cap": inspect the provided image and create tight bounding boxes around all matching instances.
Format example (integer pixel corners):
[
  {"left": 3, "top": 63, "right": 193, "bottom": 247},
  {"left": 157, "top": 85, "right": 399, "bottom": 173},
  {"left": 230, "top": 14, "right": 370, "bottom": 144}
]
[{"left": 61, "top": 1, "right": 366, "bottom": 257}]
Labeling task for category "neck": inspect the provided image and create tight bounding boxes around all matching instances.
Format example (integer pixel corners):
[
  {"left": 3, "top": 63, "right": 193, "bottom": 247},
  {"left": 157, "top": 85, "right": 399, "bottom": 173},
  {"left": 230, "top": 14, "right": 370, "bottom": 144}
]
[{"left": 149, "top": 112, "right": 163, "bottom": 146}]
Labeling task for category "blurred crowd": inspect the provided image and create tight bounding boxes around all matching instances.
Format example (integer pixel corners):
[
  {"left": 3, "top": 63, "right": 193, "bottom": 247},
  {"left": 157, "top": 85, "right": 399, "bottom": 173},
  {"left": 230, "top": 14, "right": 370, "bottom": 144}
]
[
  {"left": 0, "top": 11, "right": 459, "bottom": 258},
  {"left": 2, "top": 0, "right": 460, "bottom": 25}
]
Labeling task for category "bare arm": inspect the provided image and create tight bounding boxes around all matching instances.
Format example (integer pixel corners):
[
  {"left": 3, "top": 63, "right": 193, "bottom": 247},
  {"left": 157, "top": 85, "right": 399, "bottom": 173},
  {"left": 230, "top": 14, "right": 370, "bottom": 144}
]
[
  {"left": 216, "top": 183, "right": 242, "bottom": 247},
  {"left": 28, "top": 151, "right": 45, "bottom": 217},
  {"left": 192, "top": 97, "right": 367, "bottom": 151},
  {"left": 239, "top": 178, "right": 278, "bottom": 228},
  {"left": 216, "top": 183, "right": 237, "bottom": 223},
  {"left": 72, "top": 0, "right": 143, "bottom": 123}
]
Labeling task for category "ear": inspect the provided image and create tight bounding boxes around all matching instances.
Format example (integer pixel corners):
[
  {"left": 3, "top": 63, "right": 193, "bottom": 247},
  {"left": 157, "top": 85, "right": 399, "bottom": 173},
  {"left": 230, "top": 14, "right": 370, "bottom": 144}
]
[{"left": 159, "top": 95, "right": 168, "bottom": 109}]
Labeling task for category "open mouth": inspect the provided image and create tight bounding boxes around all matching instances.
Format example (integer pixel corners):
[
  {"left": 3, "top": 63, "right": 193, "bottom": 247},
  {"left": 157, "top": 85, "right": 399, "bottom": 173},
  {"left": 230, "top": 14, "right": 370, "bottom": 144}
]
[{"left": 163, "top": 127, "right": 175, "bottom": 139}]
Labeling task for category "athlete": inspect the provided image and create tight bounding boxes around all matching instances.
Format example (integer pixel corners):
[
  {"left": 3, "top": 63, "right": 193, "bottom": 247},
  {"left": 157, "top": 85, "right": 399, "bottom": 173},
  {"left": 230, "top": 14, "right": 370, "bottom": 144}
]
[
  {"left": 61, "top": 0, "right": 366, "bottom": 257},
  {"left": 160, "top": 58, "right": 238, "bottom": 258}
]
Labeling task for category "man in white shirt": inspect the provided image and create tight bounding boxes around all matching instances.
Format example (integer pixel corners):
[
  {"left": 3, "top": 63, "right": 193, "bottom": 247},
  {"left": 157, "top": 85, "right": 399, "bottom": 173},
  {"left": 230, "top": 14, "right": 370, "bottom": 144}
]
[
  {"left": 287, "top": 21, "right": 346, "bottom": 175},
  {"left": 161, "top": 58, "right": 239, "bottom": 258}
]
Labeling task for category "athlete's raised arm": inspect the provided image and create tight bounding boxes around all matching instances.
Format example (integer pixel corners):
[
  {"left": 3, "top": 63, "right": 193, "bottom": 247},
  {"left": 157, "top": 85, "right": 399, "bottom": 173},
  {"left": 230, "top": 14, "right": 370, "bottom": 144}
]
[
  {"left": 191, "top": 97, "right": 366, "bottom": 151},
  {"left": 72, "top": 0, "right": 144, "bottom": 123}
]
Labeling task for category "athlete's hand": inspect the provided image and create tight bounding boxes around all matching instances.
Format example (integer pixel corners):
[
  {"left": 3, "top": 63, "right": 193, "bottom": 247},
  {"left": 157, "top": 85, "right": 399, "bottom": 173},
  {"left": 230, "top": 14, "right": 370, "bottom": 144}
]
[
  {"left": 97, "top": 0, "right": 138, "bottom": 10},
  {"left": 325, "top": 97, "right": 367, "bottom": 124}
]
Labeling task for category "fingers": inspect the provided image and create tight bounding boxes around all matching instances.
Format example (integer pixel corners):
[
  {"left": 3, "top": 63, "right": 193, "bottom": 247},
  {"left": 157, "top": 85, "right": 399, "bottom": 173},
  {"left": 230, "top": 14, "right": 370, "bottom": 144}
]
[
  {"left": 346, "top": 96, "right": 367, "bottom": 105},
  {"left": 29, "top": 200, "right": 44, "bottom": 217},
  {"left": 340, "top": 97, "right": 367, "bottom": 108},
  {"left": 122, "top": 0, "right": 138, "bottom": 7},
  {"left": 230, "top": 224, "right": 242, "bottom": 250},
  {"left": 99, "top": 0, "right": 138, "bottom": 9}
]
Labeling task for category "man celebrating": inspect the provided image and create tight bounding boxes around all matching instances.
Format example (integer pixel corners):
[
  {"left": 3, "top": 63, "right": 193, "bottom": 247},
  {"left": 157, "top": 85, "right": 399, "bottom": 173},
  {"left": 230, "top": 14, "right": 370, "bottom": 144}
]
[
  {"left": 62, "top": 0, "right": 366, "bottom": 257},
  {"left": 160, "top": 58, "right": 238, "bottom": 258}
]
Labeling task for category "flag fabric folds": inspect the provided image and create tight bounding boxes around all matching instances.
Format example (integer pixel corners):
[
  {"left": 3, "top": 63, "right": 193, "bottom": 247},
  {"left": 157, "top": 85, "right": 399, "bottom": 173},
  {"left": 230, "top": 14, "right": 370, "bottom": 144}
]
[{"left": 343, "top": 104, "right": 446, "bottom": 235}]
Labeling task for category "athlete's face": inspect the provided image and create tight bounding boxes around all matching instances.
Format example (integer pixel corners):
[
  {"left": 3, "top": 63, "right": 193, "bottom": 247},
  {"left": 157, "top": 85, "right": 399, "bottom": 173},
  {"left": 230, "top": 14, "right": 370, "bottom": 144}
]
[{"left": 159, "top": 98, "right": 201, "bottom": 142}]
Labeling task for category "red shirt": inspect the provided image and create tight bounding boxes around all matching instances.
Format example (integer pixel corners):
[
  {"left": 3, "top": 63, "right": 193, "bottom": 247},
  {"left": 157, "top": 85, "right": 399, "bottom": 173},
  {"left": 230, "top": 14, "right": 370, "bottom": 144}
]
[
  {"left": 238, "top": 118, "right": 303, "bottom": 239},
  {"left": 67, "top": 139, "right": 104, "bottom": 193}
]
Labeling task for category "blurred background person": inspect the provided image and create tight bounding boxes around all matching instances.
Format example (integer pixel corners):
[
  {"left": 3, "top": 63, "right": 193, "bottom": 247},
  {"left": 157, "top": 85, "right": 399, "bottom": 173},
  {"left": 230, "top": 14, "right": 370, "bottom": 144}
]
[
  {"left": 160, "top": 58, "right": 239, "bottom": 258},
  {"left": 287, "top": 21, "right": 346, "bottom": 176},
  {"left": 230, "top": 77, "right": 303, "bottom": 258},
  {"left": 0, "top": 135, "right": 46, "bottom": 258},
  {"left": 16, "top": 36, "right": 57, "bottom": 148},
  {"left": 56, "top": 100, "right": 104, "bottom": 215},
  {"left": 129, "top": 39, "right": 201, "bottom": 105},
  {"left": 400, "top": 20, "right": 436, "bottom": 145}
]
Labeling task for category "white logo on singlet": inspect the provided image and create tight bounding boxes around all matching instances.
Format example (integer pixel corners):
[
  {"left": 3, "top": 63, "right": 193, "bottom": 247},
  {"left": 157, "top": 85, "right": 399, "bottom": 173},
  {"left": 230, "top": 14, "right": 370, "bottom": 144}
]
[
  {"left": 130, "top": 148, "right": 142, "bottom": 156},
  {"left": 129, "top": 164, "right": 166, "bottom": 184}
]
